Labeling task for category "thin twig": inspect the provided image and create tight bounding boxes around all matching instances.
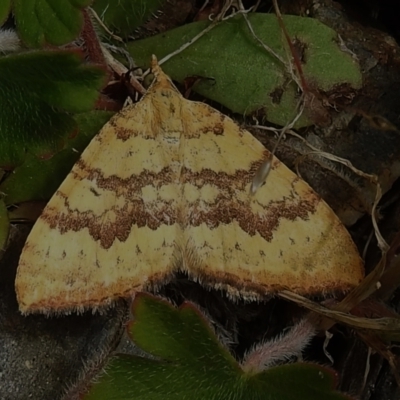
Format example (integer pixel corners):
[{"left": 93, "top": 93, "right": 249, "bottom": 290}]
[
  {"left": 158, "top": 21, "right": 219, "bottom": 66},
  {"left": 272, "top": 0, "right": 308, "bottom": 91},
  {"left": 255, "top": 127, "right": 388, "bottom": 253},
  {"left": 249, "top": 98, "right": 304, "bottom": 195},
  {"left": 100, "top": 44, "right": 146, "bottom": 95},
  {"left": 157, "top": 0, "right": 241, "bottom": 67},
  {"left": 88, "top": 7, "right": 124, "bottom": 43},
  {"left": 238, "top": 0, "right": 287, "bottom": 66},
  {"left": 279, "top": 290, "right": 400, "bottom": 332}
]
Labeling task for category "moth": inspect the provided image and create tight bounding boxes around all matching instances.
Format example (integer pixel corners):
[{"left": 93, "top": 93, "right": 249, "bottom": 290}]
[{"left": 15, "top": 57, "right": 364, "bottom": 314}]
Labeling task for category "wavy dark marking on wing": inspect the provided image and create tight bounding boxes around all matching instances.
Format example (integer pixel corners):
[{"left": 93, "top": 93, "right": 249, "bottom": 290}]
[
  {"left": 40, "top": 188, "right": 319, "bottom": 249},
  {"left": 188, "top": 195, "right": 319, "bottom": 242},
  {"left": 74, "top": 159, "right": 176, "bottom": 195},
  {"left": 180, "top": 159, "right": 271, "bottom": 191},
  {"left": 41, "top": 195, "right": 177, "bottom": 248},
  {"left": 70, "top": 156, "right": 272, "bottom": 198}
]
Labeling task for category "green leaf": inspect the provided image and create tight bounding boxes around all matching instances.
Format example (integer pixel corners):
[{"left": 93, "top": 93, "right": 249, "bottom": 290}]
[
  {"left": 84, "top": 294, "right": 353, "bottom": 400},
  {"left": 0, "top": 111, "right": 113, "bottom": 205},
  {"left": 13, "top": 0, "right": 91, "bottom": 47},
  {"left": 92, "top": 0, "right": 165, "bottom": 38},
  {"left": 0, "top": 199, "right": 9, "bottom": 251},
  {"left": 0, "top": 50, "right": 105, "bottom": 168},
  {"left": 130, "top": 293, "right": 238, "bottom": 366},
  {"left": 127, "top": 14, "right": 362, "bottom": 128},
  {"left": 0, "top": 0, "right": 11, "bottom": 25}
]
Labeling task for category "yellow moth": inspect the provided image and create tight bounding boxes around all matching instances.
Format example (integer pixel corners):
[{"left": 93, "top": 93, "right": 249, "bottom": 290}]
[{"left": 15, "top": 57, "right": 364, "bottom": 314}]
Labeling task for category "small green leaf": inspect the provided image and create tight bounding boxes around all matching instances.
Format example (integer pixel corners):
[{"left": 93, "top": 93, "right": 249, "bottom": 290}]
[
  {"left": 84, "top": 294, "right": 353, "bottom": 400},
  {"left": 0, "top": 199, "right": 9, "bottom": 251},
  {"left": 92, "top": 0, "right": 165, "bottom": 38},
  {"left": 128, "top": 14, "right": 362, "bottom": 128},
  {"left": 0, "top": 0, "right": 11, "bottom": 25},
  {"left": 0, "top": 50, "right": 105, "bottom": 167},
  {"left": 13, "top": 0, "right": 91, "bottom": 47},
  {"left": 0, "top": 111, "right": 113, "bottom": 205},
  {"left": 130, "top": 294, "right": 238, "bottom": 366}
]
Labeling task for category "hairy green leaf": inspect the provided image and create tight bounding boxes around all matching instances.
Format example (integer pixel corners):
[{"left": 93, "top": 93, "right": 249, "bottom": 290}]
[
  {"left": 92, "top": 0, "right": 165, "bottom": 37},
  {"left": 0, "top": 50, "right": 105, "bottom": 167},
  {"left": 13, "top": 0, "right": 91, "bottom": 47},
  {"left": 84, "top": 294, "right": 353, "bottom": 400},
  {"left": 0, "top": 0, "right": 11, "bottom": 25},
  {"left": 128, "top": 14, "right": 362, "bottom": 128},
  {"left": 1, "top": 111, "right": 113, "bottom": 205}
]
